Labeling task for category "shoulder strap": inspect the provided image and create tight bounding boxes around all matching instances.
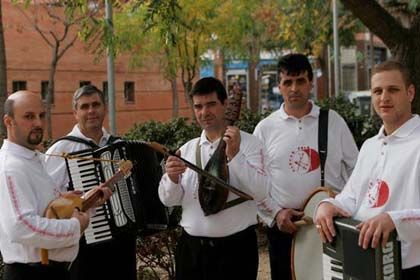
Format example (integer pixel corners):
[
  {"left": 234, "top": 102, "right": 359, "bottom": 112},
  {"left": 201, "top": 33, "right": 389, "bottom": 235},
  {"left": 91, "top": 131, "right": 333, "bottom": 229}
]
[
  {"left": 51, "top": 135, "right": 121, "bottom": 149},
  {"left": 107, "top": 135, "right": 121, "bottom": 145},
  {"left": 318, "top": 109, "right": 329, "bottom": 187},
  {"left": 50, "top": 135, "right": 99, "bottom": 149}
]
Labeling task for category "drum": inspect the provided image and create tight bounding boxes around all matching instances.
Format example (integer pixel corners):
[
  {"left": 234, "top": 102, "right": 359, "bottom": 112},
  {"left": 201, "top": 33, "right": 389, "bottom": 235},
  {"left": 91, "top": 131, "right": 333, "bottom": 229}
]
[{"left": 291, "top": 187, "right": 334, "bottom": 280}]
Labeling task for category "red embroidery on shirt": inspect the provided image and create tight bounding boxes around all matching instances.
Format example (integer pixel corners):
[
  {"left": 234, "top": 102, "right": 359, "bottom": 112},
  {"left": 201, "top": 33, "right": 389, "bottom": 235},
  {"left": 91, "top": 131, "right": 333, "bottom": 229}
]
[
  {"left": 365, "top": 179, "right": 389, "bottom": 208},
  {"left": 245, "top": 148, "right": 267, "bottom": 176},
  {"left": 402, "top": 217, "right": 420, "bottom": 221},
  {"left": 289, "top": 146, "right": 320, "bottom": 174},
  {"left": 6, "top": 175, "right": 75, "bottom": 238}
]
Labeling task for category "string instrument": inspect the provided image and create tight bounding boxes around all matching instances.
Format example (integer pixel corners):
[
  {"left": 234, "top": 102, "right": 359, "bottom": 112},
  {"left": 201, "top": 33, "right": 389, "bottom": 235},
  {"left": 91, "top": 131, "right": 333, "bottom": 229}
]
[
  {"left": 40, "top": 160, "right": 133, "bottom": 265},
  {"left": 146, "top": 142, "right": 252, "bottom": 201},
  {"left": 198, "top": 85, "right": 247, "bottom": 216}
]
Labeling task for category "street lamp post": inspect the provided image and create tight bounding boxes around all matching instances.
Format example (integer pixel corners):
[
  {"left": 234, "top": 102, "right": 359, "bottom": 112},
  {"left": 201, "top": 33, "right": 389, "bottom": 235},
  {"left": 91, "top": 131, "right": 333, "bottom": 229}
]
[
  {"left": 333, "top": 0, "right": 340, "bottom": 96},
  {"left": 105, "top": 0, "right": 116, "bottom": 134}
]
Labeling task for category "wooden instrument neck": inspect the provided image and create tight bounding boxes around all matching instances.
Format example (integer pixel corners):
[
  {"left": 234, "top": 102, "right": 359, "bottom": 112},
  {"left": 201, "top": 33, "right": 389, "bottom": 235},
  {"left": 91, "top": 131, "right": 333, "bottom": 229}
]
[{"left": 81, "top": 169, "right": 123, "bottom": 211}]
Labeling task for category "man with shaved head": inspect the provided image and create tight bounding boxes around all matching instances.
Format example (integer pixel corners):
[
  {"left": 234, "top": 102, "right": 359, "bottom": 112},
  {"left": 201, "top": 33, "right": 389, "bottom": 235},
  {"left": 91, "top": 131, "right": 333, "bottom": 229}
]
[{"left": 0, "top": 91, "right": 107, "bottom": 280}]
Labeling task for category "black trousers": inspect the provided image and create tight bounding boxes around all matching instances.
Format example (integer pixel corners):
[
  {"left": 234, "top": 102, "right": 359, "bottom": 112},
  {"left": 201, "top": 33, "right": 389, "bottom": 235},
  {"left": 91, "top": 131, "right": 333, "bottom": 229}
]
[
  {"left": 69, "top": 233, "right": 137, "bottom": 280},
  {"left": 266, "top": 226, "right": 293, "bottom": 280},
  {"left": 4, "top": 262, "right": 70, "bottom": 280},
  {"left": 402, "top": 265, "right": 420, "bottom": 279},
  {"left": 176, "top": 225, "right": 258, "bottom": 280}
]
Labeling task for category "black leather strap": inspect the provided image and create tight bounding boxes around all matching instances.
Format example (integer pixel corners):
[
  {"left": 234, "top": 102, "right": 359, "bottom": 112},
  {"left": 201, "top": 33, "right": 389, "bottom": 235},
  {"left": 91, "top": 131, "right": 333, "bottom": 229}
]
[
  {"left": 318, "top": 109, "right": 329, "bottom": 187},
  {"left": 50, "top": 135, "right": 98, "bottom": 149}
]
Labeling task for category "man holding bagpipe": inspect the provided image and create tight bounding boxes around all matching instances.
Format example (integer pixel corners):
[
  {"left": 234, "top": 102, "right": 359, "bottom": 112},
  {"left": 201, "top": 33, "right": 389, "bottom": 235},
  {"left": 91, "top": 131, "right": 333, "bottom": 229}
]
[{"left": 315, "top": 60, "right": 420, "bottom": 278}]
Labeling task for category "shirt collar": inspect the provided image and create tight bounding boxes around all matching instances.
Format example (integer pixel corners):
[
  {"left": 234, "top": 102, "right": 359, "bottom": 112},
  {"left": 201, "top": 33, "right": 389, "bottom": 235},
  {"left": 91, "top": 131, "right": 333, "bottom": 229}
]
[
  {"left": 199, "top": 130, "right": 222, "bottom": 146},
  {"left": 278, "top": 100, "right": 319, "bottom": 120},
  {"left": 70, "top": 124, "right": 111, "bottom": 145},
  {"left": 1, "top": 140, "right": 40, "bottom": 160},
  {"left": 377, "top": 115, "right": 420, "bottom": 140}
]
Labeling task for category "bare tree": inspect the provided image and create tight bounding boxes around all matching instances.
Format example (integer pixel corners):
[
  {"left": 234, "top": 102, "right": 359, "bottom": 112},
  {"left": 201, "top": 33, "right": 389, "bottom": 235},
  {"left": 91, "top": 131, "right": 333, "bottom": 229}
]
[{"left": 15, "top": 1, "right": 99, "bottom": 140}]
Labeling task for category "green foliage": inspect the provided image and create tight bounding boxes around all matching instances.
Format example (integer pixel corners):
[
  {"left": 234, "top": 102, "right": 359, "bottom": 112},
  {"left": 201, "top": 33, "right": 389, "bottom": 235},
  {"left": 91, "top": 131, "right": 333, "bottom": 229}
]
[
  {"left": 123, "top": 110, "right": 270, "bottom": 149},
  {"left": 124, "top": 117, "right": 201, "bottom": 151},
  {"left": 316, "top": 95, "right": 379, "bottom": 148},
  {"left": 236, "top": 108, "right": 271, "bottom": 134}
]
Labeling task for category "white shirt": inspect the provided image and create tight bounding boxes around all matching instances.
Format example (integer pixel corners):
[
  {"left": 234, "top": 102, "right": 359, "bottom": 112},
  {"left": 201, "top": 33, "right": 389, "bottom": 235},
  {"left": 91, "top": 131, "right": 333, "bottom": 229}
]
[
  {"left": 158, "top": 130, "right": 277, "bottom": 237},
  {"left": 253, "top": 102, "right": 358, "bottom": 225},
  {"left": 0, "top": 140, "right": 81, "bottom": 264},
  {"left": 324, "top": 115, "right": 420, "bottom": 269},
  {"left": 44, "top": 125, "right": 111, "bottom": 190}
]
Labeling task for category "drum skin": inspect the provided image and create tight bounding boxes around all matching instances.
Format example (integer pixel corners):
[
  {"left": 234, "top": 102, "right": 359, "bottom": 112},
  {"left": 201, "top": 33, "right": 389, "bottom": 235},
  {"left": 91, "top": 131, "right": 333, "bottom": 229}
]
[{"left": 291, "top": 188, "right": 333, "bottom": 280}]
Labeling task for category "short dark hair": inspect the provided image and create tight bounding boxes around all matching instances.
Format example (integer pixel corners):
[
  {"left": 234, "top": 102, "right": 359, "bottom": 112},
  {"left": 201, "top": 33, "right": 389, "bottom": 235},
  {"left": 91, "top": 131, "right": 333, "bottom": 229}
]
[
  {"left": 372, "top": 60, "right": 412, "bottom": 87},
  {"left": 73, "top": 85, "right": 106, "bottom": 109},
  {"left": 4, "top": 98, "right": 14, "bottom": 118},
  {"left": 277, "top": 53, "right": 313, "bottom": 82},
  {"left": 189, "top": 77, "right": 227, "bottom": 103}
]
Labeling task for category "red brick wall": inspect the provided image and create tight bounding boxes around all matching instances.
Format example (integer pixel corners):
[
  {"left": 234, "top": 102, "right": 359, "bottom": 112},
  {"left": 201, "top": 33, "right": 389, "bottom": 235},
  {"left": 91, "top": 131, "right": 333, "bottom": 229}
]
[{"left": 3, "top": 1, "right": 191, "bottom": 139}]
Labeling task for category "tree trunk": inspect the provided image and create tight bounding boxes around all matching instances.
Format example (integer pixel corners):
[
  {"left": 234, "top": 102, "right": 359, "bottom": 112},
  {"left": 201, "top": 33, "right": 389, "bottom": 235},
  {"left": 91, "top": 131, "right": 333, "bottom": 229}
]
[
  {"left": 46, "top": 50, "right": 58, "bottom": 141},
  {"left": 248, "top": 60, "right": 259, "bottom": 113},
  {"left": 341, "top": 0, "right": 420, "bottom": 113},
  {"left": 214, "top": 48, "right": 225, "bottom": 82},
  {"left": 182, "top": 79, "right": 195, "bottom": 120},
  {"left": 170, "top": 78, "right": 179, "bottom": 118},
  {"left": 0, "top": 1, "right": 7, "bottom": 139},
  {"left": 396, "top": 16, "right": 420, "bottom": 114}
]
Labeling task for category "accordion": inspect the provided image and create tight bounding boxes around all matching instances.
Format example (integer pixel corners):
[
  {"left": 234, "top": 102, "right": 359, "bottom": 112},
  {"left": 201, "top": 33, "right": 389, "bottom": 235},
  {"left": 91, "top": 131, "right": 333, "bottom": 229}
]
[
  {"left": 323, "top": 217, "right": 402, "bottom": 280},
  {"left": 65, "top": 140, "right": 170, "bottom": 245}
]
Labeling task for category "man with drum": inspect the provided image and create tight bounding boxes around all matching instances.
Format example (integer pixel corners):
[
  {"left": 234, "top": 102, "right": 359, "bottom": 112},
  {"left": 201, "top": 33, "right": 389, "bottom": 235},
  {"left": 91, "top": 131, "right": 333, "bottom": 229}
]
[
  {"left": 44, "top": 85, "right": 137, "bottom": 280},
  {"left": 315, "top": 61, "right": 420, "bottom": 278},
  {"left": 159, "top": 77, "right": 276, "bottom": 280},
  {"left": 253, "top": 53, "right": 358, "bottom": 280}
]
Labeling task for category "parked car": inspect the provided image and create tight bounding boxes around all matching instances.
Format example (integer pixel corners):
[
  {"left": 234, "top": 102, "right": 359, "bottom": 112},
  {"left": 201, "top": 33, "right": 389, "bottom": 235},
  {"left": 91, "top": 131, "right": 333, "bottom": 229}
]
[{"left": 346, "top": 90, "right": 371, "bottom": 116}]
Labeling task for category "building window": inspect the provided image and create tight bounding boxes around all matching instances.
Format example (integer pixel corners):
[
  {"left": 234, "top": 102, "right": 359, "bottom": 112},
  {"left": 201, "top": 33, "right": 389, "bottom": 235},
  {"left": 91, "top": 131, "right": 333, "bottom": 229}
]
[
  {"left": 79, "top": 81, "right": 91, "bottom": 87},
  {"left": 342, "top": 64, "right": 357, "bottom": 92},
  {"left": 12, "top": 80, "right": 27, "bottom": 92},
  {"left": 124, "top": 81, "right": 135, "bottom": 103},
  {"left": 41, "top": 81, "right": 54, "bottom": 104},
  {"left": 102, "top": 81, "right": 108, "bottom": 103}
]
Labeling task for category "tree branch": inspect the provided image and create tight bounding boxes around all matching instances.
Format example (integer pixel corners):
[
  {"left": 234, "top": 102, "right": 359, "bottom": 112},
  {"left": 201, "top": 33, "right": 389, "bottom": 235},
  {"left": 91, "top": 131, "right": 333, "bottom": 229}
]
[
  {"left": 16, "top": 6, "right": 53, "bottom": 47},
  {"left": 57, "top": 33, "right": 78, "bottom": 61},
  {"left": 341, "top": 0, "right": 408, "bottom": 50}
]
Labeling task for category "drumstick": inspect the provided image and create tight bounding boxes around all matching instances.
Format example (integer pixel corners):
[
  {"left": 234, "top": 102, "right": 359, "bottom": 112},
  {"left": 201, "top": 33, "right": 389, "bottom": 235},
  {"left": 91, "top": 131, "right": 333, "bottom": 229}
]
[{"left": 294, "top": 216, "right": 313, "bottom": 227}]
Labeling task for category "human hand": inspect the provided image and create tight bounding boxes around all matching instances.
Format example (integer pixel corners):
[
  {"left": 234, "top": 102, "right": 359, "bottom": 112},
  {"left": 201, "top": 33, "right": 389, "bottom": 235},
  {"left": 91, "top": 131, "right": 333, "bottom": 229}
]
[
  {"left": 91, "top": 185, "right": 113, "bottom": 207},
  {"left": 60, "top": 190, "right": 83, "bottom": 198},
  {"left": 224, "top": 126, "right": 241, "bottom": 160},
  {"left": 357, "top": 213, "right": 395, "bottom": 249},
  {"left": 165, "top": 150, "right": 186, "bottom": 184},
  {"left": 72, "top": 209, "right": 90, "bottom": 234},
  {"left": 315, "top": 202, "right": 350, "bottom": 243},
  {"left": 275, "top": 208, "right": 304, "bottom": 234}
]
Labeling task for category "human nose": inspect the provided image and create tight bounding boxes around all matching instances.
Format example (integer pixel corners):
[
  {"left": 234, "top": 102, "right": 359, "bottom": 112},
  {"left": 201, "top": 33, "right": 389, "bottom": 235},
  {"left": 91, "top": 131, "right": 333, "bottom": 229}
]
[
  {"left": 33, "top": 116, "right": 45, "bottom": 127},
  {"left": 380, "top": 90, "right": 391, "bottom": 101},
  {"left": 291, "top": 81, "right": 298, "bottom": 92}
]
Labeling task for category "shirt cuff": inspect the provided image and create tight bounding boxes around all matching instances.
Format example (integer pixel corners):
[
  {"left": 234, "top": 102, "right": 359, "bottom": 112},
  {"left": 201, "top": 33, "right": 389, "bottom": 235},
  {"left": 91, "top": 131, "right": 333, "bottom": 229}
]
[{"left": 258, "top": 198, "right": 282, "bottom": 227}]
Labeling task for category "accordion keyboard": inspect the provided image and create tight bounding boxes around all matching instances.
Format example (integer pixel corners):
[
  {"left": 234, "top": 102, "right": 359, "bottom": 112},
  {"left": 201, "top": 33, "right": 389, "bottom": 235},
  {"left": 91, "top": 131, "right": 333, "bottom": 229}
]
[
  {"left": 322, "top": 253, "right": 343, "bottom": 280},
  {"left": 66, "top": 151, "right": 113, "bottom": 244}
]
